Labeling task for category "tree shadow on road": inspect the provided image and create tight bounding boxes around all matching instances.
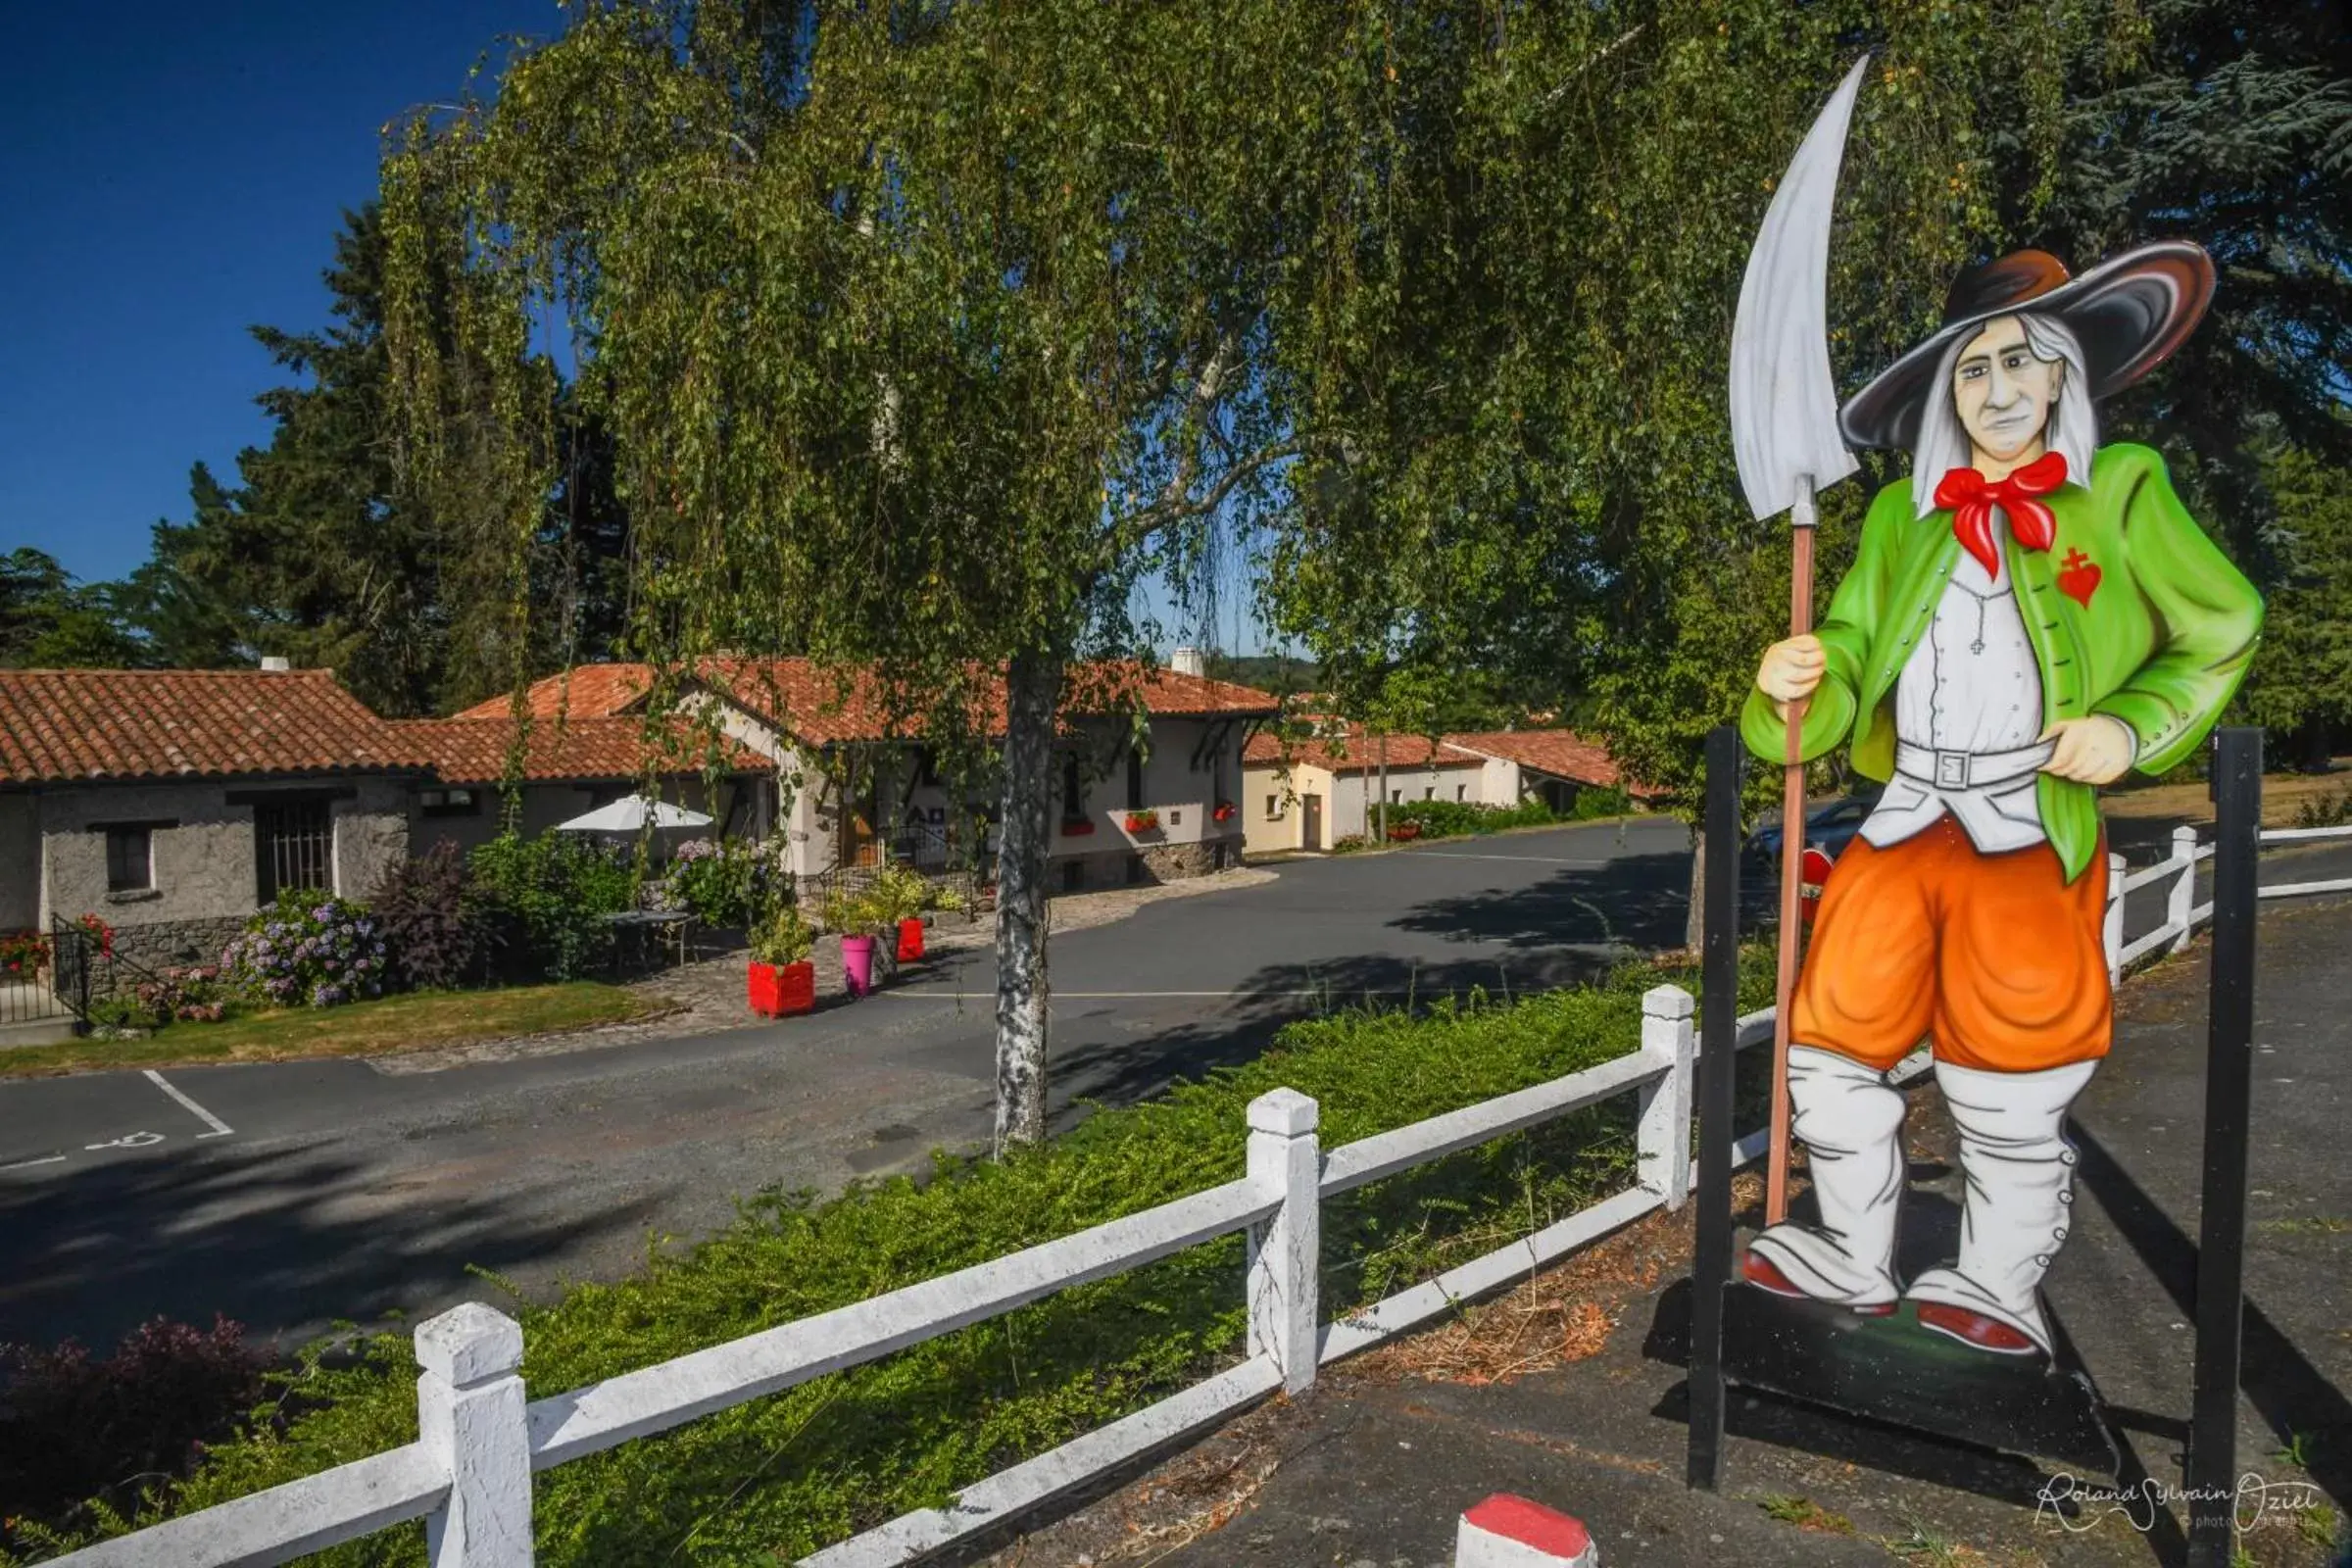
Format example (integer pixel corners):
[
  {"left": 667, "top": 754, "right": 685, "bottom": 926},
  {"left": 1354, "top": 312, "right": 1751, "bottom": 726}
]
[{"left": 0, "top": 1140, "right": 668, "bottom": 1353}]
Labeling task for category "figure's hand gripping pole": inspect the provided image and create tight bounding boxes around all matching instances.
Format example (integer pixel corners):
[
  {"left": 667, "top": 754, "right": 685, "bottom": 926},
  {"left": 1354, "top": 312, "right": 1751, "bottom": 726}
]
[{"left": 1767, "top": 483, "right": 1817, "bottom": 1226}]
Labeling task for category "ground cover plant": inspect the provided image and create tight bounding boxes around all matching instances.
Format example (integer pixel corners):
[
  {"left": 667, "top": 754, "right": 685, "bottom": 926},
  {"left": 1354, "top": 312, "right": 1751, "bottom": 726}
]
[{"left": 3, "top": 950, "right": 1773, "bottom": 1565}]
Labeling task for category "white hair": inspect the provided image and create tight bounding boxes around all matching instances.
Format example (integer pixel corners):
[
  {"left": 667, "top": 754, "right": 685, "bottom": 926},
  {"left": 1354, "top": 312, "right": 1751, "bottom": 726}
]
[{"left": 1911, "top": 312, "right": 2096, "bottom": 516}]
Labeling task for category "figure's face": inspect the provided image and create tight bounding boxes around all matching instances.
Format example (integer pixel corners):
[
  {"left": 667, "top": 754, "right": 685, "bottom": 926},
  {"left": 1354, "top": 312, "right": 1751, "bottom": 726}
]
[{"left": 1952, "top": 315, "right": 2064, "bottom": 466}]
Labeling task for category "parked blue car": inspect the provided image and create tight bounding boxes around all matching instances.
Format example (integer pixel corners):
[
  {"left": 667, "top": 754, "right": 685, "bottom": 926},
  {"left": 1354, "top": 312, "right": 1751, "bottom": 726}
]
[{"left": 1744, "top": 792, "right": 1879, "bottom": 870}]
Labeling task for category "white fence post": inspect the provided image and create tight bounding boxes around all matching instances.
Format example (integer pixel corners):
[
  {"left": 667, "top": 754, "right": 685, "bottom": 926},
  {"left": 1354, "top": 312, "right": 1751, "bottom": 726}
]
[
  {"left": 416, "top": 1302, "right": 533, "bottom": 1568},
  {"left": 1246, "top": 1088, "right": 1321, "bottom": 1395},
  {"left": 1636, "top": 985, "right": 1697, "bottom": 1210},
  {"left": 2104, "top": 851, "right": 2128, "bottom": 987},
  {"left": 2168, "top": 824, "right": 2200, "bottom": 954}
]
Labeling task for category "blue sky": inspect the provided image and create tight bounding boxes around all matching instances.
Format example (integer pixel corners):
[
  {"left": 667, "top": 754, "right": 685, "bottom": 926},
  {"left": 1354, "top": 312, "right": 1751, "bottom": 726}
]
[
  {"left": 0, "top": 2, "right": 1281, "bottom": 656},
  {"left": 0, "top": 0, "right": 556, "bottom": 585}
]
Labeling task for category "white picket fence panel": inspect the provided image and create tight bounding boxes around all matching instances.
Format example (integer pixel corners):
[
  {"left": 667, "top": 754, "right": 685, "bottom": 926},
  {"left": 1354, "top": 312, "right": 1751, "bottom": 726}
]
[
  {"left": 2103, "top": 820, "right": 2352, "bottom": 975},
  {"left": 47, "top": 819, "right": 2351, "bottom": 1568}
]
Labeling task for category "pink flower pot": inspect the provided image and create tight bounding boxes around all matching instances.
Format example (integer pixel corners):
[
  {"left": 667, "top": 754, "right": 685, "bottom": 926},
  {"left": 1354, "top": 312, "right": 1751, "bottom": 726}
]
[{"left": 842, "top": 935, "right": 878, "bottom": 998}]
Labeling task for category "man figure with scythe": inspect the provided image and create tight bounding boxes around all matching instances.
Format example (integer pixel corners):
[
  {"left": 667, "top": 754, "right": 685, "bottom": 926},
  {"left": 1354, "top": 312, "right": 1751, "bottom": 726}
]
[{"left": 1739, "top": 236, "right": 2264, "bottom": 1357}]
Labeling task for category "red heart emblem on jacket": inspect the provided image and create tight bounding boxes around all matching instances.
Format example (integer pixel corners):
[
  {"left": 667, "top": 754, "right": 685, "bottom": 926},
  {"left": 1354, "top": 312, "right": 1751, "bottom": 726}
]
[{"left": 2058, "top": 548, "right": 2102, "bottom": 609}]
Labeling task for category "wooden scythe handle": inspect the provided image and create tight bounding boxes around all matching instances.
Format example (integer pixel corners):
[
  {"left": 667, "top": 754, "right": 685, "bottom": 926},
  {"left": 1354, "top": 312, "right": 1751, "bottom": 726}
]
[{"left": 1768, "top": 497, "right": 1818, "bottom": 1226}]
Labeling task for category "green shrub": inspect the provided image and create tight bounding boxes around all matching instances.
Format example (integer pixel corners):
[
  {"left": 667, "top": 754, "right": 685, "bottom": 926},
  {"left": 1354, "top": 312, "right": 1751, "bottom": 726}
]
[
  {"left": 468, "top": 834, "right": 640, "bottom": 981},
  {"left": 748, "top": 906, "right": 815, "bottom": 966},
  {"left": 662, "top": 838, "right": 784, "bottom": 928},
  {"left": 1570, "top": 785, "right": 1634, "bottom": 820},
  {"left": 1386, "top": 798, "right": 1566, "bottom": 839},
  {"left": 12, "top": 950, "right": 1773, "bottom": 1567}
]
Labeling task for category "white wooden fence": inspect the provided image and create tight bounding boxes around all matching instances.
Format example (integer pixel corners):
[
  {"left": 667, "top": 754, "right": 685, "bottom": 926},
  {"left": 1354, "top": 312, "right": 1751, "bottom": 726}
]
[
  {"left": 2100, "top": 820, "right": 2352, "bottom": 983},
  {"left": 46, "top": 819, "right": 2352, "bottom": 1568}
]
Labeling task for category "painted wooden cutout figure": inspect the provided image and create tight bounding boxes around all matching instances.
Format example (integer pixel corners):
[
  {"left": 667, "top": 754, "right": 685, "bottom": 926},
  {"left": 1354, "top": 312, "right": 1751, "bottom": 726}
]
[{"left": 1740, "top": 242, "right": 2264, "bottom": 1357}]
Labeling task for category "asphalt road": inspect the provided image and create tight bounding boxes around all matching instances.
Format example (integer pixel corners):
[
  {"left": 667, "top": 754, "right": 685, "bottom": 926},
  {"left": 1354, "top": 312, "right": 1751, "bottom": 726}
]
[
  {"left": 3, "top": 813, "right": 2340, "bottom": 1358},
  {"left": 0, "top": 816, "right": 1697, "bottom": 1351}
]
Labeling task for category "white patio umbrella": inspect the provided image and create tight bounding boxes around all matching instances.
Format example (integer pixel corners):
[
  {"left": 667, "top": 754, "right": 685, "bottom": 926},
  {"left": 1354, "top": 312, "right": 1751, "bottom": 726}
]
[{"left": 552, "top": 795, "right": 714, "bottom": 834}]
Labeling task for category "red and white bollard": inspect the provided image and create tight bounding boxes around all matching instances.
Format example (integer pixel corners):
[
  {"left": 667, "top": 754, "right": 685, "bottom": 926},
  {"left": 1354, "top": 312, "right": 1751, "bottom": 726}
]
[{"left": 1455, "top": 1494, "right": 1598, "bottom": 1567}]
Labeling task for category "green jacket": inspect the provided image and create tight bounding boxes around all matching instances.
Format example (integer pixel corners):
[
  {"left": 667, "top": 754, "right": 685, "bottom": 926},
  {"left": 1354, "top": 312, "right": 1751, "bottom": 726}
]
[{"left": 1740, "top": 443, "right": 2263, "bottom": 883}]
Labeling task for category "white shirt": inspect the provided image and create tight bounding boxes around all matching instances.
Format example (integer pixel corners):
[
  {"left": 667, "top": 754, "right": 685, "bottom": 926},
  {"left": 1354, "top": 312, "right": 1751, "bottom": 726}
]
[{"left": 1860, "top": 519, "right": 2052, "bottom": 855}]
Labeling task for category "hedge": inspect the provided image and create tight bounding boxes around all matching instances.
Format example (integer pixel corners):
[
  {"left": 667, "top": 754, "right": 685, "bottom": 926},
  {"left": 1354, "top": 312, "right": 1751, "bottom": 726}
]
[{"left": 6, "top": 949, "right": 1773, "bottom": 1566}]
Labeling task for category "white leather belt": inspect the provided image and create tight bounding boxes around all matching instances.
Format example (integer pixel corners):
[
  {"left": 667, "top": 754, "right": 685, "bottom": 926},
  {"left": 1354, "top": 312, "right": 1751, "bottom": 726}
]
[{"left": 1894, "top": 740, "right": 2052, "bottom": 792}]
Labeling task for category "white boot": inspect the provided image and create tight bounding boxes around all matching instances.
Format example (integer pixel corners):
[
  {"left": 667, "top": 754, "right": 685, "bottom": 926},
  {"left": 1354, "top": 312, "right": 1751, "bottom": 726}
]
[
  {"left": 1746, "top": 1045, "right": 1907, "bottom": 1309},
  {"left": 1904, "top": 1057, "right": 2099, "bottom": 1356}
]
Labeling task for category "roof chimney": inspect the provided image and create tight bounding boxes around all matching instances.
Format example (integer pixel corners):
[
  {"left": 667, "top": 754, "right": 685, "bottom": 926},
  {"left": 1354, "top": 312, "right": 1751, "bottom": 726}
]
[
  {"left": 1169, "top": 646, "right": 1206, "bottom": 677},
  {"left": 259, "top": 656, "right": 292, "bottom": 673}
]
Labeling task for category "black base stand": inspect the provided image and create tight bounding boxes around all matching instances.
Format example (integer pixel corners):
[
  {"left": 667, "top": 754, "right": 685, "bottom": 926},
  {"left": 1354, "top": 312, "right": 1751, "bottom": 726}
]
[{"left": 1720, "top": 1273, "right": 2118, "bottom": 1474}]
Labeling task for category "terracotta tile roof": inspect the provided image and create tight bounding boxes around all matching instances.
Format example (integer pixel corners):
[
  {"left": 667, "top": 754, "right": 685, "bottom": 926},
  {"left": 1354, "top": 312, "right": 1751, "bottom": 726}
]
[
  {"left": 458, "top": 659, "right": 1279, "bottom": 745},
  {"left": 1242, "top": 727, "right": 1486, "bottom": 771},
  {"left": 452, "top": 663, "right": 652, "bottom": 721},
  {"left": 1442, "top": 729, "right": 1657, "bottom": 796},
  {"left": 0, "top": 668, "right": 433, "bottom": 786},
  {"left": 393, "top": 717, "right": 766, "bottom": 784}
]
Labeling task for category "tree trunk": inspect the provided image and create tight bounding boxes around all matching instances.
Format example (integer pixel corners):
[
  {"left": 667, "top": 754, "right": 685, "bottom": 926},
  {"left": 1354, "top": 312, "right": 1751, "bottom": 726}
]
[
  {"left": 993, "top": 647, "right": 1060, "bottom": 1154},
  {"left": 1683, "top": 822, "right": 1706, "bottom": 955}
]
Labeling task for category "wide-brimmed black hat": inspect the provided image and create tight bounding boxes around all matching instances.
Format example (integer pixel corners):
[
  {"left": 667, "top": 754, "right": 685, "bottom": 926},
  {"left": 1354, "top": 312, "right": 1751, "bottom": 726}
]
[{"left": 1838, "top": 240, "right": 2215, "bottom": 452}]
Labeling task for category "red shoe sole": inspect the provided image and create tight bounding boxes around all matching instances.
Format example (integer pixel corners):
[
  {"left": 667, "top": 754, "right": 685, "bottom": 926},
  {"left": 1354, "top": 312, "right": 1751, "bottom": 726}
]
[
  {"left": 1914, "top": 1301, "right": 2039, "bottom": 1354},
  {"left": 1740, "top": 1250, "right": 1894, "bottom": 1315}
]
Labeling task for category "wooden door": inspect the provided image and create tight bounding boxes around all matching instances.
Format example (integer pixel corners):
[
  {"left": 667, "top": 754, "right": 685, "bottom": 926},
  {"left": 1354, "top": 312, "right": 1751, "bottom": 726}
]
[{"left": 1301, "top": 793, "right": 1323, "bottom": 852}]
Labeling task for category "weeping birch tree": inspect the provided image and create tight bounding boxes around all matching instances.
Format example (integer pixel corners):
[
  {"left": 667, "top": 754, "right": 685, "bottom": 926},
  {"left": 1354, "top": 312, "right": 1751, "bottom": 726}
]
[{"left": 379, "top": 0, "right": 1410, "bottom": 1150}]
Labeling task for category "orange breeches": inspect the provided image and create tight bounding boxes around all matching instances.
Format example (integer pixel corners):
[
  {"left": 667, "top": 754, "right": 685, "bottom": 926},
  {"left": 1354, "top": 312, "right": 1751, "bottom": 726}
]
[{"left": 1791, "top": 815, "right": 2112, "bottom": 1074}]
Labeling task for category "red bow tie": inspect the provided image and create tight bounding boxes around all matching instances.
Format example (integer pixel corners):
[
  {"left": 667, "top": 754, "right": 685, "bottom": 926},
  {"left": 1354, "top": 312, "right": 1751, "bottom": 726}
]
[{"left": 1934, "top": 451, "right": 2068, "bottom": 576}]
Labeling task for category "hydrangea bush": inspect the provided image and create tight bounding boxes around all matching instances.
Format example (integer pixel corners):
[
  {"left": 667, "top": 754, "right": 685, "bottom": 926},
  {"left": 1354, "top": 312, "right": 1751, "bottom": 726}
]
[
  {"left": 220, "top": 892, "right": 388, "bottom": 1008},
  {"left": 662, "top": 836, "right": 785, "bottom": 927}
]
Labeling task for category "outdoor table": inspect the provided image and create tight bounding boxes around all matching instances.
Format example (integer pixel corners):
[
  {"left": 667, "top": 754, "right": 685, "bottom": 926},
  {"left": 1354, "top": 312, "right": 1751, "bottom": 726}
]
[{"left": 603, "top": 910, "right": 693, "bottom": 973}]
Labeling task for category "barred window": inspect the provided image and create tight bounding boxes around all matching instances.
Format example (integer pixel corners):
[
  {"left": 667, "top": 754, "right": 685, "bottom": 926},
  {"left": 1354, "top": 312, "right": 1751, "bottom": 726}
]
[{"left": 255, "top": 800, "right": 334, "bottom": 902}]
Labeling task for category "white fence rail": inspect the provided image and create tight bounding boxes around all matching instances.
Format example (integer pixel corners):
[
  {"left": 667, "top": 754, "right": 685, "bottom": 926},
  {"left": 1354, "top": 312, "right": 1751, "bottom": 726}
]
[
  {"left": 51, "top": 819, "right": 2352, "bottom": 1568},
  {"left": 2102, "top": 820, "right": 2352, "bottom": 977}
]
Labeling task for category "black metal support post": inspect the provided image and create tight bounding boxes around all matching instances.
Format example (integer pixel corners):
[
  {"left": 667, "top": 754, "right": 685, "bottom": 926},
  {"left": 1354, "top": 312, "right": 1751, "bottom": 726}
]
[
  {"left": 1687, "top": 724, "right": 1742, "bottom": 1490},
  {"left": 2185, "top": 727, "right": 2260, "bottom": 1566}
]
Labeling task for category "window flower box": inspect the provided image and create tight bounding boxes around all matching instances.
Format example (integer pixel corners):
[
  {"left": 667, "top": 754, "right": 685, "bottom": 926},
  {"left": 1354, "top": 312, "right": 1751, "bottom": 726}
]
[
  {"left": 1211, "top": 802, "right": 1236, "bottom": 824},
  {"left": 1123, "top": 809, "right": 1159, "bottom": 834}
]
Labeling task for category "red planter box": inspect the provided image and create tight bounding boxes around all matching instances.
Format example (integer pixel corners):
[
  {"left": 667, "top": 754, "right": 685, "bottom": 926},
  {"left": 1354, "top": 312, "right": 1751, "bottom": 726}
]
[
  {"left": 748, "top": 959, "right": 816, "bottom": 1018},
  {"left": 896, "top": 917, "right": 925, "bottom": 962},
  {"left": 1060, "top": 817, "right": 1096, "bottom": 836}
]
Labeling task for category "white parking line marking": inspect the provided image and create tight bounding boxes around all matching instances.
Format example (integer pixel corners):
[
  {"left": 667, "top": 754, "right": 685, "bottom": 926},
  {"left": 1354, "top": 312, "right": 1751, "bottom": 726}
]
[
  {"left": 144, "top": 1070, "right": 234, "bottom": 1138},
  {"left": 0, "top": 1154, "right": 67, "bottom": 1172},
  {"left": 86, "top": 1131, "right": 165, "bottom": 1150}
]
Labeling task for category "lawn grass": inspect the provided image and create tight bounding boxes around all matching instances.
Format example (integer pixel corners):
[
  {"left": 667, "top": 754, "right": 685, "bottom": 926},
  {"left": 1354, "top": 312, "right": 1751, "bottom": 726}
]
[{"left": 0, "top": 982, "right": 656, "bottom": 1078}]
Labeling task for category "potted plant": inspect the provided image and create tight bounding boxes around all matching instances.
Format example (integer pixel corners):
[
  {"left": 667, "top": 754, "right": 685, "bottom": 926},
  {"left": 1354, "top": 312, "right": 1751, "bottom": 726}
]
[
  {"left": 823, "top": 885, "right": 887, "bottom": 998},
  {"left": 1122, "top": 808, "right": 1159, "bottom": 834},
  {"left": 869, "top": 862, "right": 932, "bottom": 963},
  {"left": 1211, "top": 801, "right": 1236, "bottom": 824},
  {"left": 1387, "top": 819, "right": 1422, "bottom": 842},
  {"left": 746, "top": 906, "right": 816, "bottom": 1017}
]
